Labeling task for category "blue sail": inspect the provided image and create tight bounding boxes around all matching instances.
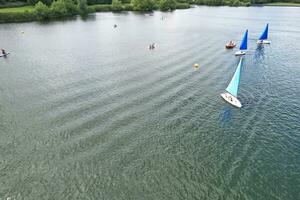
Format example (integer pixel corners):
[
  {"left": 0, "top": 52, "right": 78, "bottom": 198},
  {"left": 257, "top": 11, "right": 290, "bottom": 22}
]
[
  {"left": 226, "top": 58, "right": 243, "bottom": 97},
  {"left": 240, "top": 30, "right": 248, "bottom": 50},
  {"left": 259, "top": 24, "right": 269, "bottom": 40}
]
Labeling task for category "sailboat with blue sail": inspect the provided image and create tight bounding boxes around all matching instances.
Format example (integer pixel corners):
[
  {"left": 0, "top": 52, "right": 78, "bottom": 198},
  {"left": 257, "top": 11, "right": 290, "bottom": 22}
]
[
  {"left": 221, "top": 57, "right": 243, "bottom": 108},
  {"left": 235, "top": 30, "right": 248, "bottom": 56},
  {"left": 257, "top": 24, "right": 271, "bottom": 44}
]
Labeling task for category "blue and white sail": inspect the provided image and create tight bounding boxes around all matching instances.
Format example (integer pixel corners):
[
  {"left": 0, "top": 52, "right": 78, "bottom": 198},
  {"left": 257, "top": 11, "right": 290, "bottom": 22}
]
[
  {"left": 259, "top": 24, "right": 269, "bottom": 40},
  {"left": 226, "top": 58, "right": 243, "bottom": 97},
  {"left": 239, "top": 30, "right": 248, "bottom": 51}
]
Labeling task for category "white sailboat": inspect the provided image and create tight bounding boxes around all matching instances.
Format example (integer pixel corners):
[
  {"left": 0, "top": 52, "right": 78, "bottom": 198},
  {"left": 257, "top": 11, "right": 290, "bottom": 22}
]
[
  {"left": 221, "top": 57, "right": 243, "bottom": 108},
  {"left": 257, "top": 24, "right": 271, "bottom": 44},
  {"left": 235, "top": 30, "right": 248, "bottom": 56}
]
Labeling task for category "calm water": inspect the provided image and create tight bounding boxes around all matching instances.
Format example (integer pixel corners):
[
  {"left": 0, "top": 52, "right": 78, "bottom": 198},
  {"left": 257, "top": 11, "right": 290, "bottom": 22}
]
[{"left": 0, "top": 6, "right": 300, "bottom": 200}]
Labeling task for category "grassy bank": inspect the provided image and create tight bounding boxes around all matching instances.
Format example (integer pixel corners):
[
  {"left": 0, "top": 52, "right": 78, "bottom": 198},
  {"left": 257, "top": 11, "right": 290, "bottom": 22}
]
[
  {"left": 0, "top": 6, "right": 35, "bottom": 23},
  {"left": 262, "top": 2, "right": 300, "bottom": 7},
  {"left": 0, "top": 5, "right": 34, "bottom": 13}
]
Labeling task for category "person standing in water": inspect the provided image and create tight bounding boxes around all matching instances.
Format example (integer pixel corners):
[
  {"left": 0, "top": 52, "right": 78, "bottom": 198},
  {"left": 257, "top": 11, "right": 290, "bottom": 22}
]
[{"left": 149, "top": 43, "right": 155, "bottom": 50}]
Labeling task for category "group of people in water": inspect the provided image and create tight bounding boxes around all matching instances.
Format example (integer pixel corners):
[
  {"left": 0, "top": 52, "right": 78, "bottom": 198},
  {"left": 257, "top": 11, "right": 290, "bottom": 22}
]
[{"left": 149, "top": 43, "right": 155, "bottom": 50}]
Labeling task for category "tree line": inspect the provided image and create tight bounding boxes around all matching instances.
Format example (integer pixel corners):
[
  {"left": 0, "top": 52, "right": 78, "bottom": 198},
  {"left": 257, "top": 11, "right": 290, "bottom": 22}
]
[
  {"left": 1, "top": 0, "right": 300, "bottom": 6},
  {"left": 1, "top": 0, "right": 299, "bottom": 23},
  {"left": 29, "top": 0, "right": 182, "bottom": 21}
]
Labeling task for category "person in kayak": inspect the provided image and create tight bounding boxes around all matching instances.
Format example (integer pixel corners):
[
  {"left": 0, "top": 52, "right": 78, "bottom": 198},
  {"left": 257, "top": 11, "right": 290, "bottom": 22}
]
[
  {"left": 151, "top": 43, "right": 155, "bottom": 49},
  {"left": 1, "top": 49, "right": 6, "bottom": 55}
]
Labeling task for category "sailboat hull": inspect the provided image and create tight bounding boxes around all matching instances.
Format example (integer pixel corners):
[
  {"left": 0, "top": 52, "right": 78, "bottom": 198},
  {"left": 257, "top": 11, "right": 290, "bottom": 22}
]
[
  {"left": 221, "top": 92, "right": 242, "bottom": 108},
  {"left": 235, "top": 51, "right": 246, "bottom": 56},
  {"left": 257, "top": 40, "right": 271, "bottom": 44}
]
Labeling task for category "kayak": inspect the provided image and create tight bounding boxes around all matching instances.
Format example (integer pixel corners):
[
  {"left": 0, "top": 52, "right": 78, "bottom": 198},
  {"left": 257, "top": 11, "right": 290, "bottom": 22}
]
[{"left": 0, "top": 52, "right": 10, "bottom": 57}]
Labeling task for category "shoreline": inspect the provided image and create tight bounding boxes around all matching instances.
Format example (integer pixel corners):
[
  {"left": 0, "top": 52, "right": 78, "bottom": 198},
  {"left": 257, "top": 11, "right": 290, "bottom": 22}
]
[
  {"left": 259, "top": 2, "right": 300, "bottom": 7},
  {"left": 0, "top": 3, "right": 299, "bottom": 24}
]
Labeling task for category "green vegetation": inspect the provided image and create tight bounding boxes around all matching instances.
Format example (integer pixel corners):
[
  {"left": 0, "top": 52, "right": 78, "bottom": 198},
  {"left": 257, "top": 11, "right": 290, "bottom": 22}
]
[
  {"left": 78, "top": 0, "right": 88, "bottom": 13},
  {"left": 0, "top": 0, "right": 89, "bottom": 22},
  {"left": 175, "top": 2, "right": 190, "bottom": 8},
  {"left": 159, "top": 0, "right": 177, "bottom": 10},
  {"left": 34, "top": 1, "right": 50, "bottom": 19},
  {"left": 251, "top": 0, "right": 300, "bottom": 4},
  {"left": 0, "top": 1, "right": 27, "bottom": 8},
  {"left": 132, "top": 0, "right": 155, "bottom": 11},
  {"left": 0, "top": 0, "right": 299, "bottom": 23},
  {"left": 192, "top": 0, "right": 251, "bottom": 6},
  {"left": 261, "top": 2, "right": 300, "bottom": 6},
  {"left": 0, "top": 5, "right": 33, "bottom": 12},
  {"left": 0, "top": 8, "right": 35, "bottom": 22},
  {"left": 111, "top": 0, "right": 122, "bottom": 10},
  {"left": 50, "top": 0, "right": 78, "bottom": 17},
  {"left": 89, "top": 3, "right": 132, "bottom": 11}
]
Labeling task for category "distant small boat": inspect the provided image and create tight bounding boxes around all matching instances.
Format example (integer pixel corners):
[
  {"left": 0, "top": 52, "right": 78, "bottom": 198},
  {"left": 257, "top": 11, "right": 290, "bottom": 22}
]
[
  {"left": 257, "top": 24, "right": 271, "bottom": 44},
  {"left": 226, "top": 41, "right": 236, "bottom": 49},
  {"left": 235, "top": 30, "right": 248, "bottom": 56},
  {"left": 0, "top": 52, "right": 10, "bottom": 57},
  {"left": 221, "top": 57, "right": 243, "bottom": 108}
]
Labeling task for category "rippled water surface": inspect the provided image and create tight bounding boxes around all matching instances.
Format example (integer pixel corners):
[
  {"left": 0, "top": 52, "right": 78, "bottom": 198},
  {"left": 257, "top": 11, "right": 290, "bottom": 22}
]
[{"left": 0, "top": 6, "right": 300, "bottom": 200}]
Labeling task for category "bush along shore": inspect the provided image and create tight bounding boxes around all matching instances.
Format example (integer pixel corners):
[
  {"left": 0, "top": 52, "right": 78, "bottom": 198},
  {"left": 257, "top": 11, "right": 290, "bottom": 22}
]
[{"left": 1, "top": 0, "right": 299, "bottom": 23}]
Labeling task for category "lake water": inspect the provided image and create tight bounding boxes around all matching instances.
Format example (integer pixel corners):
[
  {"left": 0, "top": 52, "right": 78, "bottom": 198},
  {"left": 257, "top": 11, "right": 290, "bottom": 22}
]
[{"left": 0, "top": 6, "right": 300, "bottom": 200}]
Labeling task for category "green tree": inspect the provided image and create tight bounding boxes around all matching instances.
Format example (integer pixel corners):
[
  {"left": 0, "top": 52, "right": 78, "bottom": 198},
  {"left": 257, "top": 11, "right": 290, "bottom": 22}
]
[
  {"left": 51, "top": 0, "right": 78, "bottom": 17},
  {"left": 78, "top": 0, "right": 88, "bottom": 13},
  {"left": 111, "top": 0, "right": 122, "bottom": 11},
  {"left": 159, "top": 0, "right": 176, "bottom": 11},
  {"left": 34, "top": 1, "right": 51, "bottom": 20},
  {"left": 28, "top": 0, "right": 53, "bottom": 6},
  {"left": 132, "top": 0, "right": 155, "bottom": 11},
  {"left": 231, "top": 0, "right": 240, "bottom": 6}
]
